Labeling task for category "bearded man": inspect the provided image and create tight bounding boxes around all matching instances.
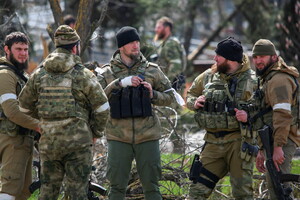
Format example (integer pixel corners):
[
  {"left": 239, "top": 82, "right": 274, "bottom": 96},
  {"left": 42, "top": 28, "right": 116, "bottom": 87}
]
[
  {"left": 186, "top": 37, "right": 257, "bottom": 200},
  {"left": 0, "top": 32, "right": 40, "bottom": 200}
]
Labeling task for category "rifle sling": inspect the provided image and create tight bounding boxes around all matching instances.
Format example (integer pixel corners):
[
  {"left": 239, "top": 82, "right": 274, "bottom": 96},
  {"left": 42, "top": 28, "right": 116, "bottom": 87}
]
[
  {"left": 249, "top": 106, "right": 272, "bottom": 123},
  {"left": 0, "top": 63, "right": 28, "bottom": 83}
]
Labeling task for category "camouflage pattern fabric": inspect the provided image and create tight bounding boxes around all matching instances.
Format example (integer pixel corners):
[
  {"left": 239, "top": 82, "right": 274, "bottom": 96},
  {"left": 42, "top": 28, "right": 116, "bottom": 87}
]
[
  {"left": 186, "top": 55, "right": 256, "bottom": 199},
  {"left": 156, "top": 36, "right": 187, "bottom": 93},
  {"left": 54, "top": 25, "right": 80, "bottom": 47},
  {"left": 189, "top": 141, "right": 253, "bottom": 200},
  {"left": 18, "top": 47, "right": 109, "bottom": 199},
  {"left": 39, "top": 146, "right": 92, "bottom": 200},
  {"left": 98, "top": 50, "right": 175, "bottom": 144}
]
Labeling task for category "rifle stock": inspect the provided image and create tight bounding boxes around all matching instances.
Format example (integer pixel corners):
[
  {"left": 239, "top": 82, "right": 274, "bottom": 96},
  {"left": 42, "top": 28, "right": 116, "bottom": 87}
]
[{"left": 258, "top": 125, "right": 292, "bottom": 200}]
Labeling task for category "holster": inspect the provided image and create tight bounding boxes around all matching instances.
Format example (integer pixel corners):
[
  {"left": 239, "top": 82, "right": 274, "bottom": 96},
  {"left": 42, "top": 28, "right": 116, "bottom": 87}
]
[
  {"left": 189, "top": 154, "right": 201, "bottom": 183},
  {"left": 240, "top": 141, "right": 259, "bottom": 162}
]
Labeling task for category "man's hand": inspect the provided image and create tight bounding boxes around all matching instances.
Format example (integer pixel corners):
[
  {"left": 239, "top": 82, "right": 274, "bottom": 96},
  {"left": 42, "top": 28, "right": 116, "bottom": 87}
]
[
  {"left": 194, "top": 95, "right": 205, "bottom": 109},
  {"left": 256, "top": 150, "right": 266, "bottom": 173},
  {"left": 234, "top": 108, "right": 248, "bottom": 123},
  {"left": 120, "top": 76, "right": 143, "bottom": 87},
  {"left": 141, "top": 81, "right": 153, "bottom": 98},
  {"left": 273, "top": 146, "right": 284, "bottom": 171}
]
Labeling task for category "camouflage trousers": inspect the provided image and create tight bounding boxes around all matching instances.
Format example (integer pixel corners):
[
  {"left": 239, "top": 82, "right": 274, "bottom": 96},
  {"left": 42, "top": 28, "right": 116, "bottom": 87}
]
[
  {"left": 0, "top": 134, "right": 33, "bottom": 200},
  {"left": 106, "top": 140, "right": 162, "bottom": 200},
  {"left": 265, "top": 138, "right": 297, "bottom": 200},
  {"left": 39, "top": 145, "right": 92, "bottom": 200},
  {"left": 189, "top": 140, "right": 254, "bottom": 200}
]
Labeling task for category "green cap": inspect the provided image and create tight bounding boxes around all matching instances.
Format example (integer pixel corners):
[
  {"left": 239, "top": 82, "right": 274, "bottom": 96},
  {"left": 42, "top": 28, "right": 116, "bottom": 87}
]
[
  {"left": 252, "top": 39, "right": 276, "bottom": 56},
  {"left": 54, "top": 25, "right": 80, "bottom": 47}
]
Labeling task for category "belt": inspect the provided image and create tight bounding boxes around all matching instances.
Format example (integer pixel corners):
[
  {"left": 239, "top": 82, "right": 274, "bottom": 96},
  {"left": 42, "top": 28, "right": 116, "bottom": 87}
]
[{"left": 207, "top": 130, "right": 237, "bottom": 138}]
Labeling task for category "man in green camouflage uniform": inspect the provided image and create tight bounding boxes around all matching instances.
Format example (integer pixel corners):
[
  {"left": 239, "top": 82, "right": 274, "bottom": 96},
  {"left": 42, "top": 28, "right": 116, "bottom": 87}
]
[
  {"left": 154, "top": 16, "right": 187, "bottom": 153},
  {"left": 0, "top": 32, "right": 40, "bottom": 200},
  {"left": 154, "top": 16, "right": 187, "bottom": 93},
  {"left": 186, "top": 37, "right": 257, "bottom": 200},
  {"left": 18, "top": 25, "right": 109, "bottom": 200},
  {"left": 97, "top": 26, "right": 175, "bottom": 200},
  {"left": 249, "top": 39, "right": 300, "bottom": 199}
]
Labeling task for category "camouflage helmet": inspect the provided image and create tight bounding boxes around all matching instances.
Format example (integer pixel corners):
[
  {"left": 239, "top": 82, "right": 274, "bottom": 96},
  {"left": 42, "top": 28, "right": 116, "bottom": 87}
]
[{"left": 54, "top": 25, "right": 80, "bottom": 47}]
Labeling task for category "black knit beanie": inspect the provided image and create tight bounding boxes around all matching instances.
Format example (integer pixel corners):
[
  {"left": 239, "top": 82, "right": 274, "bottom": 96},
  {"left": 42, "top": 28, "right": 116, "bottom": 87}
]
[
  {"left": 116, "top": 26, "right": 140, "bottom": 48},
  {"left": 215, "top": 37, "right": 243, "bottom": 63}
]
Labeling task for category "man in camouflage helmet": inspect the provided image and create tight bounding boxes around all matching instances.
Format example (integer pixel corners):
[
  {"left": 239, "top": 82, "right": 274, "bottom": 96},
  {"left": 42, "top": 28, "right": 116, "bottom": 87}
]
[
  {"left": 97, "top": 26, "right": 175, "bottom": 200},
  {"left": 18, "top": 25, "right": 109, "bottom": 200},
  {"left": 248, "top": 39, "right": 300, "bottom": 199},
  {"left": 0, "top": 32, "right": 40, "bottom": 200},
  {"left": 153, "top": 16, "right": 187, "bottom": 93},
  {"left": 186, "top": 37, "right": 257, "bottom": 199}
]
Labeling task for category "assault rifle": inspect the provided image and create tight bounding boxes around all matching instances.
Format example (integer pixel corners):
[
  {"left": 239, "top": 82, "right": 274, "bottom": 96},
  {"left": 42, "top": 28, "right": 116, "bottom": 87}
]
[{"left": 258, "top": 125, "right": 300, "bottom": 200}]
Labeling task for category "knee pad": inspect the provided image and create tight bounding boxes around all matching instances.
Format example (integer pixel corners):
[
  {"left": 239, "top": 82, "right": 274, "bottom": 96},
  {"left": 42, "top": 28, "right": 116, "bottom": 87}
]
[{"left": 0, "top": 193, "right": 16, "bottom": 200}]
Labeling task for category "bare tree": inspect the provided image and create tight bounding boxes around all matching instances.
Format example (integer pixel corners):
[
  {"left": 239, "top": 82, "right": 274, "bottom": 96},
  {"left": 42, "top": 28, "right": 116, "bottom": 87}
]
[{"left": 47, "top": 0, "right": 109, "bottom": 58}]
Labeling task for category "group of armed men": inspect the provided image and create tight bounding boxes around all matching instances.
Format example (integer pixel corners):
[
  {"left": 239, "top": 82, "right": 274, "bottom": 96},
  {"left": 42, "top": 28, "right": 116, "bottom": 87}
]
[{"left": 0, "top": 15, "right": 299, "bottom": 200}]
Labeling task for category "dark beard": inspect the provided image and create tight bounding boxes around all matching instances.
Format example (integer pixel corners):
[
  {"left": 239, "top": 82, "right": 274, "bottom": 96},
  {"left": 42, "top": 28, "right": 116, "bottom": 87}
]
[
  {"left": 156, "top": 32, "right": 166, "bottom": 40},
  {"left": 217, "top": 61, "right": 230, "bottom": 74},
  {"left": 9, "top": 54, "right": 28, "bottom": 71},
  {"left": 255, "top": 60, "right": 275, "bottom": 76}
]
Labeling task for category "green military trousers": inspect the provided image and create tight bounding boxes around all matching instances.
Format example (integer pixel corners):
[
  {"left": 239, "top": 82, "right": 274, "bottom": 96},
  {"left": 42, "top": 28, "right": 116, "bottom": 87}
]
[
  {"left": 39, "top": 146, "right": 92, "bottom": 200},
  {"left": 189, "top": 139, "right": 254, "bottom": 200},
  {"left": 0, "top": 134, "right": 33, "bottom": 200},
  {"left": 107, "top": 140, "right": 162, "bottom": 200},
  {"left": 266, "top": 138, "right": 297, "bottom": 200}
]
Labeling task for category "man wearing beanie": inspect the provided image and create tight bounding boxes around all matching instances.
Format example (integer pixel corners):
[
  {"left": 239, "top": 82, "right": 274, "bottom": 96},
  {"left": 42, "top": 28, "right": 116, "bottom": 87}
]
[
  {"left": 18, "top": 25, "right": 109, "bottom": 199},
  {"left": 186, "top": 37, "right": 257, "bottom": 199},
  {"left": 249, "top": 39, "right": 300, "bottom": 199},
  {"left": 97, "top": 26, "right": 175, "bottom": 200}
]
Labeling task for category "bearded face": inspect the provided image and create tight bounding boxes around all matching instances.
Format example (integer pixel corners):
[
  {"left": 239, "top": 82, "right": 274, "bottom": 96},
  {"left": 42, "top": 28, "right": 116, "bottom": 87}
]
[
  {"left": 217, "top": 60, "right": 230, "bottom": 74},
  {"left": 6, "top": 42, "right": 29, "bottom": 71},
  {"left": 9, "top": 50, "right": 29, "bottom": 71},
  {"left": 154, "top": 22, "right": 166, "bottom": 41},
  {"left": 253, "top": 55, "right": 276, "bottom": 76}
]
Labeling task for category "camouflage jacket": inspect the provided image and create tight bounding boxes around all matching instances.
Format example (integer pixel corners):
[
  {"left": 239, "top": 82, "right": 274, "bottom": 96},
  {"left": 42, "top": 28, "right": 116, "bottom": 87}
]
[
  {"left": 0, "top": 57, "right": 39, "bottom": 136},
  {"left": 252, "top": 57, "right": 300, "bottom": 147},
  {"left": 19, "top": 48, "right": 109, "bottom": 153},
  {"left": 98, "top": 50, "right": 175, "bottom": 144},
  {"left": 156, "top": 36, "right": 187, "bottom": 81},
  {"left": 186, "top": 55, "right": 257, "bottom": 144}
]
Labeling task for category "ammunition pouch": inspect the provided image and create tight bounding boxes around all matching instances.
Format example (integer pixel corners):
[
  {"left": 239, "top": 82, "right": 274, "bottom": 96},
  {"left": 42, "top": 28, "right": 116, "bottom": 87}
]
[
  {"left": 194, "top": 110, "right": 239, "bottom": 129},
  {"left": 240, "top": 141, "right": 259, "bottom": 162},
  {"left": 109, "top": 85, "right": 152, "bottom": 119},
  {"left": 189, "top": 154, "right": 219, "bottom": 189}
]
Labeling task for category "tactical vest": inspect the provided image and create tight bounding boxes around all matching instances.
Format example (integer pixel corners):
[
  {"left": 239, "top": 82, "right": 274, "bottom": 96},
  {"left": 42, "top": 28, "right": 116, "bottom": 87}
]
[
  {"left": 194, "top": 70, "right": 253, "bottom": 130},
  {"left": 37, "top": 65, "right": 89, "bottom": 121},
  {"left": 0, "top": 65, "right": 28, "bottom": 136},
  {"left": 250, "top": 71, "right": 299, "bottom": 131},
  {"left": 102, "top": 61, "right": 154, "bottom": 119}
]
